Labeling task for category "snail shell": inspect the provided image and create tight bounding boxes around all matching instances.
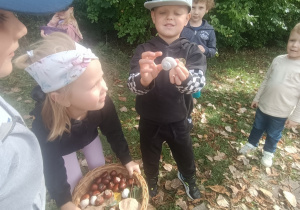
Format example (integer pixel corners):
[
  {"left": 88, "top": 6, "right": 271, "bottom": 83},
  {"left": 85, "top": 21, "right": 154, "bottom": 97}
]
[{"left": 161, "top": 57, "right": 177, "bottom": 71}]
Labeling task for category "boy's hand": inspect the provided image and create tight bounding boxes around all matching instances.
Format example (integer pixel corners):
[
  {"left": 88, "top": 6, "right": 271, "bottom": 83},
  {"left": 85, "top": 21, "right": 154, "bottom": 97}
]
[
  {"left": 125, "top": 161, "right": 141, "bottom": 177},
  {"left": 198, "top": 45, "right": 205, "bottom": 53},
  {"left": 169, "top": 59, "right": 189, "bottom": 85},
  {"left": 251, "top": 101, "right": 258, "bottom": 108},
  {"left": 139, "top": 51, "right": 163, "bottom": 87},
  {"left": 40, "top": 30, "right": 47, "bottom": 38},
  {"left": 285, "top": 119, "right": 298, "bottom": 128}
]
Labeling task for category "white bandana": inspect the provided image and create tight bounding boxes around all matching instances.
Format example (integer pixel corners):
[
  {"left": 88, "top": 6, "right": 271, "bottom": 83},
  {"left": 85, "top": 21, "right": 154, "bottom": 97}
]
[{"left": 25, "top": 43, "right": 98, "bottom": 93}]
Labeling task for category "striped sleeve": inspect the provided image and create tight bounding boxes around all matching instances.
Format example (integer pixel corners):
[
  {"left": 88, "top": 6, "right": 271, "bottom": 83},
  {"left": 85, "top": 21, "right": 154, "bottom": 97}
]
[
  {"left": 176, "top": 69, "right": 205, "bottom": 94},
  {"left": 127, "top": 73, "right": 150, "bottom": 95}
]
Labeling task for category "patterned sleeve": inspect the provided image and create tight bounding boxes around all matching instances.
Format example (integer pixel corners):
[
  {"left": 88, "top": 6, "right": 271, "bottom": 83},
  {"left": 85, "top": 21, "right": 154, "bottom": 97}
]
[{"left": 127, "top": 45, "right": 152, "bottom": 95}]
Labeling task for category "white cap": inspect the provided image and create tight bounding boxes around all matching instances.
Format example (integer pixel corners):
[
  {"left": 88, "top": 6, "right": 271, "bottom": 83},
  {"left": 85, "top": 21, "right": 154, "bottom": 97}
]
[{"left": 144, "top": 0, "right": 192, "bottom": 10}]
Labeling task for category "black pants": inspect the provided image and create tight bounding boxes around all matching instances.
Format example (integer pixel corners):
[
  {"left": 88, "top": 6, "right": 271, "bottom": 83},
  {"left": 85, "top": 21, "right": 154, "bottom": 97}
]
[{"left": 139, "top": 118, "right": 196, "bottom": 180}]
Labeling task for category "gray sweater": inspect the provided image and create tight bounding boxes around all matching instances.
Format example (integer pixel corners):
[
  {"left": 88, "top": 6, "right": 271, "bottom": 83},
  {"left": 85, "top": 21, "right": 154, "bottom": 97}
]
[{"left": 0, "top": 96, "right": 46, "bottom": 210}]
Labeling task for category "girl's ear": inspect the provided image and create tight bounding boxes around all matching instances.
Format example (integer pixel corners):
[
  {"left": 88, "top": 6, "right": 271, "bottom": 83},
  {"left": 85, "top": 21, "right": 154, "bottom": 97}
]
[{"left": 50, "top": 92, "right": 71, "bottom": 107}]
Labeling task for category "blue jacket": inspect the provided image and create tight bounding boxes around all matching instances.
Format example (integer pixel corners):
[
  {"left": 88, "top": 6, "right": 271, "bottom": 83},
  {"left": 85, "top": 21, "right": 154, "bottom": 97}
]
[{"left": 181, "top": 20, "right": 216, "bottom": 58}]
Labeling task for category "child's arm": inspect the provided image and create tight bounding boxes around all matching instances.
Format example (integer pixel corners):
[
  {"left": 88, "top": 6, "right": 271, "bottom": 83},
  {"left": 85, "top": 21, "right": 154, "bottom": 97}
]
[
  {"left": 128, "top": 45, "right": 163, "bottom": 95},
  {"left": 287, "top": 99, "right": 300, "bottom": 128},
  {"left": 172, "top": 46, "right": 206, "bottom": 94},
  {"left": 285, "top": 119, "right": 299, "bottom": 128},
  {"left": 203, "top": 29, "right": 217, "bottom": 58}
]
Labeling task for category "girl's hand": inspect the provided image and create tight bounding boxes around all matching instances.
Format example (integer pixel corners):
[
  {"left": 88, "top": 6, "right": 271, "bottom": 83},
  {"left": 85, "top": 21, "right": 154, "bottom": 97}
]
[
  {"left": 251, "top": 101, "right": 258, "bottom": 108},
  {"left": 60, "top": 201, "right": 81, "bottom": 210},
  {"left": 169, "top": 59, "right": 189, "bottom": 85},
  {"left": 198, "top": 45, "right": 205, "bottom": 53},
  {"left": 139, "top": 51, "right": 163, "bottom": 87},
  {"left": 40, "top": 30, "right": 47, "bottom": 38},
  {"left": 285, "top": 119, "right": 298, "bottom": 129},
  {"left": 125, "top": 161, "right": 141, "bottom": 177}
]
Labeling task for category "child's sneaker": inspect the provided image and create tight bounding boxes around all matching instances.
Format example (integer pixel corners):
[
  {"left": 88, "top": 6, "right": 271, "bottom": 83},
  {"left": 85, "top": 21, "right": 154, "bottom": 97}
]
[
  {"left": 239, "top": 142, "right": 256, "bottom": 155},
  {"left": 261, "top": 151, "right": 274, "bottom": 167},
  {"left": 177, "top": 172, "right": 201, "bottom": 200},
  {"left": 147, "top": 177, "right": 158, "bottom": 197}
]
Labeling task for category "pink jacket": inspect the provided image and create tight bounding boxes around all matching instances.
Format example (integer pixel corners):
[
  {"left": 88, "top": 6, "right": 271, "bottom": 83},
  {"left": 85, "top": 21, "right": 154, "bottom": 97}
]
[{"left": 47, "top": 19, "right": 83, "bottom": 42}]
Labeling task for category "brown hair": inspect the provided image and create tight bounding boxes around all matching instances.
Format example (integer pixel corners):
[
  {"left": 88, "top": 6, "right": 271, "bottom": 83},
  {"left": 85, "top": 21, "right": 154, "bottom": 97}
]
[
  {"left": 291, "top": 23, "right": 300, "bottom": 35},
  {"left": 193, "top": 0, "right": 215, "bottom": 11},
  {"left": 14, "top": 32, "right": 76, "bottom": 141}
]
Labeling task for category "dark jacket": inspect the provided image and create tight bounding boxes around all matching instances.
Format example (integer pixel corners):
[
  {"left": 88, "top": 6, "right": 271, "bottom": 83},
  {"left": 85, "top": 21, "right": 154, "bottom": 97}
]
[
  {"left": 181, "top": 20, "right": 216, "bottom": 58},
  {"left": 30, "top": 86, "right": 132, "bottom": 207},
  {"left": 127, "top": 36, "right": 206, "bottom": 123}
]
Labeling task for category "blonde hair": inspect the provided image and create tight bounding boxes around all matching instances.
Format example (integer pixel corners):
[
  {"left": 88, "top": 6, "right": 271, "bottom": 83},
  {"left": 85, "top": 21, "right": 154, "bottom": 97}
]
[
  {"left": 14, "top": 32, "right": 76, "bottom": 141},
  {"left": 193, "top": 0, "right": 215, "bottom": 11},
  {"left": 62, "top": 7, "right": 83, "bottom": 39},
  {"left": 291, "top": 23, "right": 300, "bottom": 35}
]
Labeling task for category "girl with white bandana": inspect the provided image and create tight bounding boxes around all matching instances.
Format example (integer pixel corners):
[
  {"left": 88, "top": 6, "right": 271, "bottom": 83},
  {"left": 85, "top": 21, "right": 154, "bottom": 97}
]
[{"left": 15, "top": 32, "right": 141, "bottom": 210}]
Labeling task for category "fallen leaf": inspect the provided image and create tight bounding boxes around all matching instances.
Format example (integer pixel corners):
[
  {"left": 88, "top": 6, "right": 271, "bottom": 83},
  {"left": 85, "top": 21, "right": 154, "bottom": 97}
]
[
  {"left": 238, "top": 107, "right": 247, "bottom": 114},
  {"left": 207, "top": 185, "right": 230, "bottom": 196},
  {"left": 206, "top": 155, "right": 213, "bottom": 162},
  {"left": 216, "top": 194, "right": 229, "bottom": 208},
  {"left": 248, "top": 187, "right": 258, "bottom": 197},
  {"left": 259, "top": 188, "right": 274, "bottom": 201},
  {"left": 284, "top": 146, "right": 297, "bottom": 154},
  {"left": 117, "top": 85, "right": 124, "bottom": 87},
  {"left": 283, "top": 191, "right": 297, "bottom": 207},
  {"left": 225, "top": 126, "right": 232, "bottom": 132},
  {"left": 213, "top": 151, "right": 226, "bottom": 161},
  {"left": 119, "top": 106, "right": 128, "bottom": 112},
  {"left": 171, "top": 178, "right": 182, "bottom": 189},
  {"left": 163, "top": 163, "right": 172, "bottom": 172},
  {"left": 118, "top": 96, "right": 127, "bottom": 102},
  {"left": 165, "top": 180, "right": 172, "bottom": 191},
  {"left": 291, "top": 127, "right": 299, "bottom": 133},
  {"left": 80, "top": 159, "right": 88, "bottom": 167},
  {"left": 175, "top": 198, "right": 188, "bottom": 210}
]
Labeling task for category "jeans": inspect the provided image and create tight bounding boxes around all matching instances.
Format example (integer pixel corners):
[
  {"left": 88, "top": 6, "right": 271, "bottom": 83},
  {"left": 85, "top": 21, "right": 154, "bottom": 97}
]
[{"left": 248, "top": 108, "right": 287, "bottom": 153}]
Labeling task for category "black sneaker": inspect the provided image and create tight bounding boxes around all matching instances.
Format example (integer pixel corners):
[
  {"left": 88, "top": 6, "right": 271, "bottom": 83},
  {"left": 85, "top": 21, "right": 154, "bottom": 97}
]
[
  {"left": 177, "top": 171, "right": 201, "bottom": 200},
  {"left": 147, "top": 177, "right": 158, "bottom": 197}
]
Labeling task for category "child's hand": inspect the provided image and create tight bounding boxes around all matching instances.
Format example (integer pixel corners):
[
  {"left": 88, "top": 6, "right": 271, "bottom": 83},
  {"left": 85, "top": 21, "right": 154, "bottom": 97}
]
[
  {"left": 139, "top": 51, "right": 163, "bottom": 87},
  {"left": 40, "top": 30, "right": 47, "bottom": 38},
  {"left": 285, "top": 119, "right": 298, "bottom": 128},
  {"left": 169, "top": 59, "right": 189, "bottom": 85},
  {"left": 125, "top": 161, "right": 141, "bottom": 177},
  {"left": 198, "top": 45, "right": 205, "bottom": 53},
  {"left": 251, "top": 101, "right": 258, "bottom": 108}
]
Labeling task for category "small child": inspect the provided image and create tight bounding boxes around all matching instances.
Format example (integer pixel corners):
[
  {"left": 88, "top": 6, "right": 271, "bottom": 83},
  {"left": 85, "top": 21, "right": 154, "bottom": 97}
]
[
  {"left": 181, "top": 0, "right": 216, "bottom": 99},
  {"left": 239, "top": 23, "right": 300, "bottom": 167},
  {"left": 15, "top": 32, "right": 140, "bottom": 209},
  {"left": 128, "top": 0, "right": 206, "bottom": 200},
  {"left": 40, "top": 6, "right": 83, "bottom": 42}
]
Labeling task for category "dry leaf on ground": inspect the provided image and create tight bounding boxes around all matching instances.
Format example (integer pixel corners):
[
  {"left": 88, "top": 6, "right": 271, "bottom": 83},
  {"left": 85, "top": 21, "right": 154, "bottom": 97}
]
[
  {"left": 207, "top": 185, "right": 230, "bottom": 196},
  {"left": 283, "top": 191, "right": 297, "bottom": 207},
  {"left": 163, "top": 163, "right": 173, "bottom": 172},
  {"left": 176, "top": 198, "right": 188, "bottom": 210},
  {"left": 120, "top": 106, "right": 128, "bottom": 112},
  {"left": 216, "top": 194, "right": 229, "bottom": 208}
]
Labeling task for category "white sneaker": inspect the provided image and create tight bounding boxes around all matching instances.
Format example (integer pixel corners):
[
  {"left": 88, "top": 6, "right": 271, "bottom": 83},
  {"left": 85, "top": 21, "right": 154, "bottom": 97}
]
[
  {"left": 239, "top": 143, "right": 256, "bottom": 155},
  {"left": 261, "top": 151, "right": 274, "bottom": 167}
]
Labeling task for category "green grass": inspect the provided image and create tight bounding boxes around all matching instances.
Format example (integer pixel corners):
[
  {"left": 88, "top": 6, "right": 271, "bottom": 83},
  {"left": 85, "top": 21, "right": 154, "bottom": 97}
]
[{"left": 1, "top": 42, "right": 299, "bottom": 209}]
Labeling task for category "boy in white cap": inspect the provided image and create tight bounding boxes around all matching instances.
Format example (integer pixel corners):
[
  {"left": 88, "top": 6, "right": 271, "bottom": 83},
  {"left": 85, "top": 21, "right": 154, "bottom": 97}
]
[{"left": 128, "top": 0, "right": 206, "bottom": 200}]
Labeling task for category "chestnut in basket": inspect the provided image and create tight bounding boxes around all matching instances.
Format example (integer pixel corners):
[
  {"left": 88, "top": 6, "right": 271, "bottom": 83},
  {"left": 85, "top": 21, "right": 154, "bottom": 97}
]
[
  {"left": 112, "top": 183, "right": 119, "bottom": 192},
  {"left": 90, "top": 183, "right": 98, "bottom": 191},
  {"left": 113, "top": 176, "right": 121, "bottom": 184},
  {"left": 98, "top": 183, "right": 107, "bottom": 192},
  {"left": 100, "top": 171, "right": 108, "bottom": 178},
  {"left": 117, "top": 173, "right": 124, "bottom": 179},
  {"left": 95, "top": 195, "right": 104, "bottom": 206},
  {"left": 110, "top": 170, "right": 117, "bottom": 177},
  {"left": 102, "top": 178, "right": 110, "bottom": 185},
  {"left": 119, "top": 181, "right": 127, "bottom": 190},
  {"left": 127, "top": 178, "right": 134, "bottom": 186},
  {"left": 107, "top": 181, "right": 115, "bottom": 190},
  {"left": 121, "top": 177, "right": 127, "bottom": 183},
  {"left": 103, "top": 189, "right": 113, "bottom": 199},
  {"left": 95, "top": 177, "right": 102, "bottom": 185}
]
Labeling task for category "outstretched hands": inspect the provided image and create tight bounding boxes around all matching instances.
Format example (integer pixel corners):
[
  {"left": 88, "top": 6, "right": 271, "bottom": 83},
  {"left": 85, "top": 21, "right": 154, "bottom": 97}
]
[{"left": 139, "top": 52, "right": 189, "bottom": 87}]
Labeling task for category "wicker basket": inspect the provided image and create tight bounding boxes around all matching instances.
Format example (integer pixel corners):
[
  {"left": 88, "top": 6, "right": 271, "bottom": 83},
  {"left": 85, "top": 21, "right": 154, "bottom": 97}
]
[{"left": 72, "top": 163, "right": 149, "bottom": 210}]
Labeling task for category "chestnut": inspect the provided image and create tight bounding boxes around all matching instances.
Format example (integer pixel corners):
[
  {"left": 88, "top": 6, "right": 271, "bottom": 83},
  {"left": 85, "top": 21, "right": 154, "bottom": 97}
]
[
  {"left": 110, "top": 170, "right": 117, "bottom": 177},
  {"left": 106, "top": 174, "right": 112, "bottom": 181},
  {"left": 127, "top": 178, "right": 134, "bottom": 186},
  {"left": 117, "top": 173, "right": 124, "bottom": 179},
  {"left": 81, "top": 193, "right": 90, "bottom": 201},
  {"left": 112, "top": 183, "right": 119, "bottom": 192},
  {"left": 103, "top": 189, "right": 113, "bottom": 199},
  {"left": 90, "top": 183, "right": 98, "bottom": 191},
  {"left": 98, "top": 183, "right": 107, "bottom": 192},
  {"left": 119, "top": 181, "right": 127, "bottom": 190},
  {"left": 102, "top": 178, "right": 110, "bottom": 185},
  {"left": 107, "top": 181, "right": 115, "bottom": 190},
  {"left": 100, "top": 171, "right": 108, "bottom": 178},
  {"left": 95, "top": 177, "right": 102, "bottom": 184},
  {"left": 92, "top": 190, "right": 101, "bottom": 196},
  {"left": 113, "top": 176, "right": 121, "bottom": 184},
  {"left": 95, "top": 195, "right": 104, "bottom": 206},
  {"left": 121, "top": 177, "right": 127, "bottom": 183}
]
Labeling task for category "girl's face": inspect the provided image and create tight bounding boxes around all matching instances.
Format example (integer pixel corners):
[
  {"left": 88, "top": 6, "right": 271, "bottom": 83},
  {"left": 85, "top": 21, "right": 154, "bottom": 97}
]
[
  {"left": 57, "top": 7, "right": 73, "bottom": 20},
  {"left": 151, "top": 5, "right": 190, "bottom": 44},
  {"left": 190, "top": 2, "right": 208, "bottom": 24},
  {"left": 287, "top": 31, "right": 300, "bottom": 60},
  {"left": 65, "top": 59, "right": 108, "bottom": 118},
  {"left": 0, "top": 10, "right": 27, "bottom": 78}
]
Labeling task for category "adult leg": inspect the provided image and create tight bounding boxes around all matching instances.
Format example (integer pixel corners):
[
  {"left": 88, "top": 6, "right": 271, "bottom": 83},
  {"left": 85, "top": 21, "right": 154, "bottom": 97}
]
[
  {"left": 62, "top": 152, "right": 82, "bottom": 193},
  {"left": 82, "top": 136, "right": 105, "bottom": 170}
]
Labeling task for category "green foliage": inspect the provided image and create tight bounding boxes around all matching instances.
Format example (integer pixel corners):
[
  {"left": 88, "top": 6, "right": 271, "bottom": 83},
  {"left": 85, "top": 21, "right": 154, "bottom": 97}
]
[{"left": 84, "top": 0, "right": 300, "bottom": 49}]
